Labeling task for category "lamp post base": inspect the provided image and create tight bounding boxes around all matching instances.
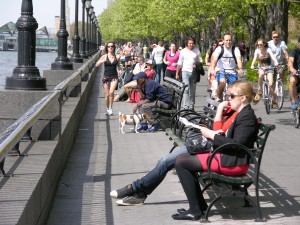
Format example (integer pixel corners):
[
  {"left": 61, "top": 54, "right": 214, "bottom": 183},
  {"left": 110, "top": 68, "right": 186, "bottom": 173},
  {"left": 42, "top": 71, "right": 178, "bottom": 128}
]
[
  {"left": 70, "top": 56, "right": 83, "bottom": 63},
  {"left": 5, "top": 77, "right": 46, "bottom": 90},
  {"left": 51, "top": 61, "right": 74, "bottom": 70}
]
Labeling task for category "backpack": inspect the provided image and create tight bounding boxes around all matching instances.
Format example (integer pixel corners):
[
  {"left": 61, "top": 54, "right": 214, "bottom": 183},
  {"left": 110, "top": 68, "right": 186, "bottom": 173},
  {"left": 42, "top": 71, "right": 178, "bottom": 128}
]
[
  {"left": 129, "top": 88, "right": 141, "bottom": 103},
  {"left": 217, "top": 45, "right": 237, "bottom": 64}
]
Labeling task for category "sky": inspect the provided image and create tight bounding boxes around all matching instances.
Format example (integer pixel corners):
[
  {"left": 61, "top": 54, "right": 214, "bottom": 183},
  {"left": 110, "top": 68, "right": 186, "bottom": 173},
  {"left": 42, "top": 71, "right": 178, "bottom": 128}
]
[{"left": 0, "top": 0, "right": 107, "bottom": 29}]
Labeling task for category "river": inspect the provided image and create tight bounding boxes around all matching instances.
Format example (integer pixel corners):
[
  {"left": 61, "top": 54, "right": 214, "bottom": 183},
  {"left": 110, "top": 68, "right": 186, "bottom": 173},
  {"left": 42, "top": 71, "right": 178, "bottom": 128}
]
[{"left": 0, "top": 51, "right": 57, "bottom": 87}]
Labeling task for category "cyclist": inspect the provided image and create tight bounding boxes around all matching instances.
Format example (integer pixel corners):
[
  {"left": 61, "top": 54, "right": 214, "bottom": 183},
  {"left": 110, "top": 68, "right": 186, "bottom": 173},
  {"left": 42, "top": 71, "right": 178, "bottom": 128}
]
[
  {"left": 250, "top": 38, "right": 278, "bottom": 107},
  {"left": 268, "top": 31, "right": 289, "bottom": 82},
  {"left": 205, "top": 41, "right": 218, "bottom": 92},
  {"left": 288, "top": 37, "right": 300, "bottom": 110},
  {"left": 210, "top": 33, "right": 244, "bottom": 101}
]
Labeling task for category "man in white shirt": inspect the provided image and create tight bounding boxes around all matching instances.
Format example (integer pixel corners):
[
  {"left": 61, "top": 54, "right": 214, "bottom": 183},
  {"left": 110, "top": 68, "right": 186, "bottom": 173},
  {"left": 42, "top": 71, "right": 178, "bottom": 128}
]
[
  {"left": 176, "top": 37, "right": 202, "bottom": 110},
  {"left": 210, "top": 33, "right": 243, "bottom": 101},
  {"left": 268, "top": 30, "right": 289, "bottom": 82},
  {"left": 152, "top": 41, "right": 165, "bottom": 83}
]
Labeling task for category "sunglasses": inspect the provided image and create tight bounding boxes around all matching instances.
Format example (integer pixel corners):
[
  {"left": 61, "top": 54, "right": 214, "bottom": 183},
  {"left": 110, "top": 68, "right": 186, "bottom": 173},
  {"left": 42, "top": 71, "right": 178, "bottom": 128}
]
[
  {"left": 257, "top": 44, "right": 263, "bottom": 46},
  {"left": 107, "top": 45, "right": 115, "bottom": 48},
  {"left": 229, "top": 93, "right": 243, "bottom": 99},
  {"left": 272, "top": 36, "right": 279, "bottom": 39}
]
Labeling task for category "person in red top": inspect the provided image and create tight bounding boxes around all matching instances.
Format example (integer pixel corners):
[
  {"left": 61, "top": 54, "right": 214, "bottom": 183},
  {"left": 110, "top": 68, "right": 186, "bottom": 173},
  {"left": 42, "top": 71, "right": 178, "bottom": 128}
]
[{"left": 144, "top": 60, "right": 155, "bottom": 79}]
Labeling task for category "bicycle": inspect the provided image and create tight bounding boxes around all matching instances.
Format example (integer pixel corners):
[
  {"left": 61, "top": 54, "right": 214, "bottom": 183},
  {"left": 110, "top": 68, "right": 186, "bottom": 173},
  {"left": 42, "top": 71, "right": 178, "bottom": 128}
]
[
  {"left": 274, "top": 64, "right": 286, "bottom": 110},
  {"left": 253, "top": 66, "right": 275, "bottom": 114},
  {"left": 291, "top": 70, "right": 300, "bottom": 128},
  {"left": 215, "top": 69, "right": 238, "bottom": 101}
]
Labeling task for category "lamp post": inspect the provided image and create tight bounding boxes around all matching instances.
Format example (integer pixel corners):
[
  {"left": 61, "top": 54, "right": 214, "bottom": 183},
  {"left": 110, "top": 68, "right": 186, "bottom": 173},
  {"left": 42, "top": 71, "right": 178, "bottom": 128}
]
[
  {"left": 51, "top": 0, "right": 73, "bottom": 70},
  {"left": 5, "top": 0, "right": 46, "bottom": 90},
  {"left": 80, "top": 0, "right": 87, "bottom": 58},
  {"left": 89, "top": 7, "right": 94, "bottom": 55},
  {"left": 70, "top": 0, "right": 83, "bottom": 63},
  {"left": 85, "top": 1, "right": 92, "bottom": 56}
]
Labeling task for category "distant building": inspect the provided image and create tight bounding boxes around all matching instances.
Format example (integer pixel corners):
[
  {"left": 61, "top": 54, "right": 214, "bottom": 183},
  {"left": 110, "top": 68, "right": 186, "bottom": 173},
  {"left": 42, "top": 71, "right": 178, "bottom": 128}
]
[
  {"left": 0, "top": 22, "right": 57, "bottom": 52},
  {"left": 0, "top": 22, "right": 18, "bottom": 50}
]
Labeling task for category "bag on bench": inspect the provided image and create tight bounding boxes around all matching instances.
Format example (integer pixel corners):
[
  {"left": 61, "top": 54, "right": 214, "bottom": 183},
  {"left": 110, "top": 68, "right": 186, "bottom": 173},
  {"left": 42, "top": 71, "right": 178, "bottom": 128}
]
[{"left": 185, "top": 128, "right": 213, "bottom": 155}]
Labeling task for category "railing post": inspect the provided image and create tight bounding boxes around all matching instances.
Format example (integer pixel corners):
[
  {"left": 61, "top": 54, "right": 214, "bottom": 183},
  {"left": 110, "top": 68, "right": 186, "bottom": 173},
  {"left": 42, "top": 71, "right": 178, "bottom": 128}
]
[{"left": 5, "top": 0, "right": 46, "bottom": 90}]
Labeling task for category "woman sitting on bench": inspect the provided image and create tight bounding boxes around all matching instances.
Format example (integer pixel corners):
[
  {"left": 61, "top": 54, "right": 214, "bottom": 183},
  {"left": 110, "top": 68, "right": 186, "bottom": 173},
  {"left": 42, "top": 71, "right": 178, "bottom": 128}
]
[{"left": 172, "top": 81, "right": 259, "bottom": 221}]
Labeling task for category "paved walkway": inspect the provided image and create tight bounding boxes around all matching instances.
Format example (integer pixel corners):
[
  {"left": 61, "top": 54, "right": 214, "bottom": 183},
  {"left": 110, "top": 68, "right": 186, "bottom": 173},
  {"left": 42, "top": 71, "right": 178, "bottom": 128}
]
[{"left": 47, "top": 67, "right": 300, "bottom": 225}]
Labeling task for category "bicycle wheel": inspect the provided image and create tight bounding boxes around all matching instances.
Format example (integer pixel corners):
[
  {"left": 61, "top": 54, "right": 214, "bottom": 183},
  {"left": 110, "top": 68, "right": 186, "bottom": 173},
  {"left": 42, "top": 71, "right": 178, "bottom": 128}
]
[
  {"left": 263, "top": 83, "right": 271, "bottom": 114},
  {"left": 293, "top": 108, "right": 300, "bottom": 128},
  {"left": 276, "top": 80, "right": 284, "bottom": 110}
]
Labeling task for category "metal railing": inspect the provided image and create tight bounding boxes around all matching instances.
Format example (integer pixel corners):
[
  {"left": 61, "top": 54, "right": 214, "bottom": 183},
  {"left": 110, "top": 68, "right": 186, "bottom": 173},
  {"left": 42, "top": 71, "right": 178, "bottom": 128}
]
[{"left": 0, "top": 59, "right": 92, "bottom": 175}]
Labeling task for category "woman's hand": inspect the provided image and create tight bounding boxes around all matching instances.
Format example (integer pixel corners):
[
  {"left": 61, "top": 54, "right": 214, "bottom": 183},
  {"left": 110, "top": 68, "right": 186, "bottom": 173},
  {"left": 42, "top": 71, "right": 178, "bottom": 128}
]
[{"left": 199, "top": 126, "right": 217, "bottom": 140}]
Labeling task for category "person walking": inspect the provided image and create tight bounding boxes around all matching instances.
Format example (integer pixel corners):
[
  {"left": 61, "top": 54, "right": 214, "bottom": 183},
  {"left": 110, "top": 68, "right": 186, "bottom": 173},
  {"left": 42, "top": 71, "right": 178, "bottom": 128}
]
[
  {"left": 152, "top": 41, "right": 165, "bottom": 83},
  {"left": 95, "top": 41, "right": 121, "bottom": 115},
  {"left": 163, "top": 43, "right": 180, "bottom": 79},
  {"left": 176, "top": 37, "right": 202, "bottom": 110}
]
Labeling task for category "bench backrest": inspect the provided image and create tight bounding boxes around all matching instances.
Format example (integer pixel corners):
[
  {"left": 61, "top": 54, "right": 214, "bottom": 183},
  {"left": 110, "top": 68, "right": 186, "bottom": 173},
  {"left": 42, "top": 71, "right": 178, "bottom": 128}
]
[
  {"left": 162, "top": 77, "right": 187, "bottom": 111},
  {"left": 253, "top": 122, "right": 276, "bottom": 171}
]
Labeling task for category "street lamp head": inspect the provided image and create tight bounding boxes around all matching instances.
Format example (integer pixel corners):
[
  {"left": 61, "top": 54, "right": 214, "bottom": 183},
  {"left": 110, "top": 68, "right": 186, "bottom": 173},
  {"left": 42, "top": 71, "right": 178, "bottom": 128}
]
[
  {"left": 85, "top": 0, "right": 92, "bottom": 8},
  {"left": 89, "top": 6, "right": 94, "bottom": 15}
]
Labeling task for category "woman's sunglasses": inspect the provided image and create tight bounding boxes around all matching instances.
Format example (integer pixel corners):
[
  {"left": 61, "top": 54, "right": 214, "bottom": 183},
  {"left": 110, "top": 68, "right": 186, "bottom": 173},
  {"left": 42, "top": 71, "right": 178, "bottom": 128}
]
[{"left": 229, "top": 93, "right": 243, "bottom": 99}]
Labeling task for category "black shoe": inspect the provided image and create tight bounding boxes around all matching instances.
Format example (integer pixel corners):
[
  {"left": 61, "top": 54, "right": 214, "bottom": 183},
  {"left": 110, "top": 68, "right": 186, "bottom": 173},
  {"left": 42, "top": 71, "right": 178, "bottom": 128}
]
[
  {"left": 110, "top": 184, "right": 134, "bottom": 199},
  {"left": 172, "top": 212, "right": 202, "bottom": 221},
  {"left": 177, "top": 208, "right": 186, "bottom": 214},
  {"left": 116, "top": 192, "right": 146, "bottom": 206}
]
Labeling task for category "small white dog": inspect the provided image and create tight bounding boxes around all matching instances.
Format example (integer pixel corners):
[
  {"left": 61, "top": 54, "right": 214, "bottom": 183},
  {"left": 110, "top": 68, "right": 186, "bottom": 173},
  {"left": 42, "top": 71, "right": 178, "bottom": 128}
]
[{"left": 119, "top": 111, "right": 150, "bottom": 134}]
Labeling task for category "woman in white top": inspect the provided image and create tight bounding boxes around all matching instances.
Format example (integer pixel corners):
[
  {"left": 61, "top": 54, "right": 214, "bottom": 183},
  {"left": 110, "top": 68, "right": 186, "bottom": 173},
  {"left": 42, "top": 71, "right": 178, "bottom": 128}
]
[
  {"left": 176, "top": 37, "right": 202, "bottom": 110},
  {"left": 251, "top": 38, "right": 278, "bottom": 107}
]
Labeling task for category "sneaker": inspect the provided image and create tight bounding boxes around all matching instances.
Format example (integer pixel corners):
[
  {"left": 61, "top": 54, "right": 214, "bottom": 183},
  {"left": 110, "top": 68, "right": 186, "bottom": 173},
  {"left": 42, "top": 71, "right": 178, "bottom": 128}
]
[
  {"left": 110, "top": 184, "right": 134, "bottom": 199},
  {"left": 105, "top": 108, "right": 109, "bottom": 115},
  {"left": 147, "top": 123, "right": 160, "bottom": 132},
  {"left": 137, "top": 122, "right": 148, "bottom": 131},
  {"left": 107, "top": 108, "right": 113, "bottom": 116},
  {"left": 291, "top": 102, "right": 298, "bottom": 110},
  {"left": 116, "top": 192, "right": 146, "bottom": 206}
]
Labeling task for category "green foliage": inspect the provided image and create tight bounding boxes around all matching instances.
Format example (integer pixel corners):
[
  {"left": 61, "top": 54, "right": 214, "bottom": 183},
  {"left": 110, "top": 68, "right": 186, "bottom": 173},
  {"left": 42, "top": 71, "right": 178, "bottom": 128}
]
[
  {"left": 245, "top": 60, "right": 258, "bottom": 82},
  {"left": 98, "top": 0, "right": 295, "bottom": 44},
  {"left": 288, "top": 42, "right": 298, "bottom": 51}
]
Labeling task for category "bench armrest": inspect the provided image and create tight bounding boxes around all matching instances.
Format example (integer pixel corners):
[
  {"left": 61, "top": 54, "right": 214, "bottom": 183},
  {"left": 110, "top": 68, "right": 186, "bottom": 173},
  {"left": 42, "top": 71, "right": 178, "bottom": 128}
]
[{"left": 206, "top": 143, "right": 258, "bottom": 181}]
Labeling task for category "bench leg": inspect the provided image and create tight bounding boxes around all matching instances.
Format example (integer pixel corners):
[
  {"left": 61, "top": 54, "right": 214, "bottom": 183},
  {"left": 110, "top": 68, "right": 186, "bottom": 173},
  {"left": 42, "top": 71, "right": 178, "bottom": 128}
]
[{"left": 202, "top": 195, "right": 223, "bottom": 221}]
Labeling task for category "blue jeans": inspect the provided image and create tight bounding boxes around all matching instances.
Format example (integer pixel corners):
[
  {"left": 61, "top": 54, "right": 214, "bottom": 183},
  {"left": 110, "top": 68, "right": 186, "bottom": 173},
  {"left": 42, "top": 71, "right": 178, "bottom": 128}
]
[
  {"left": 155, "top": 63, "right": 164, "bottom": 84},
  {"left": 132, "top": 146, "right": 188, "bottom": 195},
  {"left": 182, "top": 70, "right": 196, "bottom": 109}
]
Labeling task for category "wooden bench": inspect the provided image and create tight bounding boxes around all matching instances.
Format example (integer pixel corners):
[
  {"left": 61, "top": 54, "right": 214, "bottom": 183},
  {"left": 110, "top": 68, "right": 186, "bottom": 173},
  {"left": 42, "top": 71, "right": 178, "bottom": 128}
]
[{"left": 151, "top": 77, "right": 187, "bottom": 129}]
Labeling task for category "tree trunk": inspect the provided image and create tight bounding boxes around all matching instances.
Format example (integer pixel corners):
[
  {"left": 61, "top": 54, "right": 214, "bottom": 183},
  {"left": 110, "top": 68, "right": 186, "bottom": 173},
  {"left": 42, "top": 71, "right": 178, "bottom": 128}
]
[{"left": 265, "top": 0, "right": 290, "bottom": 42}]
